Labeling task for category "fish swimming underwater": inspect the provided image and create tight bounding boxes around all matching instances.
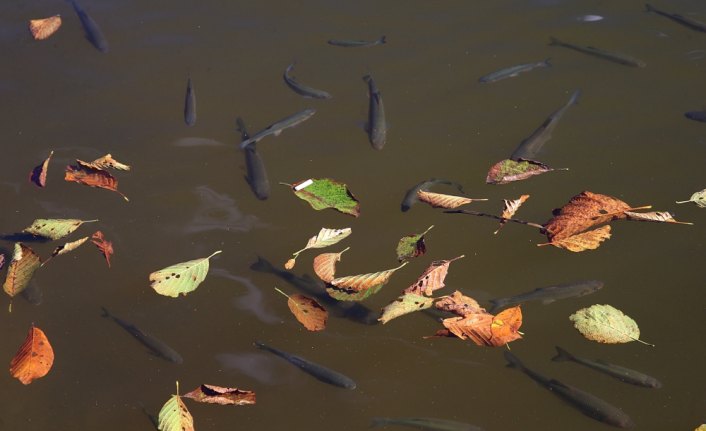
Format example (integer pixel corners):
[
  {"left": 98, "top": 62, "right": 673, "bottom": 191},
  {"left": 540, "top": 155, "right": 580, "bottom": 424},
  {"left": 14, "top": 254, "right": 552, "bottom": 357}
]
[
  {"left": 239, "top": 109, "right": 316, "bottom": 149},
  {"left": 237, "top": 117, "right": 270, "bottom": 200},
  {"left": 68, "top": 0, "right": 108, "bottom": 53}
]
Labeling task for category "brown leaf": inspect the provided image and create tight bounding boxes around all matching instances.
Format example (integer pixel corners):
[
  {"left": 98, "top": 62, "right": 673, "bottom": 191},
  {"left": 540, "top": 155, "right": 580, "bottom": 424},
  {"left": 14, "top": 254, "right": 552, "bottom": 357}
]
[
  {"left": 540, "top": 225, "right": 612, "bottom": 252},
  {"left": 490, "top": 306, "right": 523, "bottom": 346},
  {"left": 65, "top": 164, "right": 129, "bottom": 201},
  {"left": 183, "top": 384, "right": 256, "bottom": 406},
  {"left": 434, "top": 290, "right": 485, "bottom": 317},
  {"left": 417, "top": 190, "right": 487, "bottom": 209},
  {"left": 287, "top": 294, "right": 328, "bottom": 331},
  {"left": 28, "top": 16, "right": 61, "bottom": 40},
  {"left": 313, "top": 248, "right": 349, "bottom": 283},
  {"left": 543, "top": 191, "right": 629, "bottom": 241},
  {"left": 3, "top": 243, "right": 41, "bottom": 298},
  {"left": 495, "top": 194, "right": 530, "bottom": 234},
  {"left": 29, "top": 150, "right": 53, "bottom": 188},
  {"left": 91, "top": 231, "right": 113, "bottom": 267},
  {"left": 403, "top": 255, "right": 464, "bottom": 296},
  {"left": 81, "top": 154, "right": 131, "bottom": 171},
  {"left": 10, "top": 325, "right": 54, "bottom": 384},
  {"left": 330, "top": 262, "right": 407, "bottom": 292},
  {"left": 624, "top": 211, "right": 693, "bottom": 225},
  {"left": 442, "top": 313, "right": 495, "bottom": 346}
]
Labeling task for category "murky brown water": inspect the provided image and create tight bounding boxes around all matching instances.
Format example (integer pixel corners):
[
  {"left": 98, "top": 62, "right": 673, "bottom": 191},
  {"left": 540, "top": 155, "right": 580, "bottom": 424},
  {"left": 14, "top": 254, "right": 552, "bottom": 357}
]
[{"left": 1, "top": 0, "right": 705, "bottom": 430}]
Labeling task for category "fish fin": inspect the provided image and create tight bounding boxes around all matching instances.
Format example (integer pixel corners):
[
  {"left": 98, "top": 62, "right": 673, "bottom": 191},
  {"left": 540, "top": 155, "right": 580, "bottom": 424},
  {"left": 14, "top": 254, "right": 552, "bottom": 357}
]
[
  {"left": 362, "top": 74, "right": 372, "bottom": 83},
  {"left": 551, "top": 346, "right": 574, "bottom": 362},
  {"left": 100, "top": 306, "right": 110, "bottom": 318},
  {"left": 548, "top": 36, "right": 560, "bottom": 46},
  {"left": 236, "top": 117, "right": 250, "bottom": 141},
  {"left": 487, "top": 299, "right": 504, "bottom": 314},
  {"left": 548, "top": 378, "right": 570, "bottom": 389},
  {"left": 249, "top": 256, "right": 275, "bottom": 273},
  {"left": 273, "top": 129, "right": 283, "bottom": 136},
  {"left": 568, "top": 89, "right": 581, "bottom": 105}
]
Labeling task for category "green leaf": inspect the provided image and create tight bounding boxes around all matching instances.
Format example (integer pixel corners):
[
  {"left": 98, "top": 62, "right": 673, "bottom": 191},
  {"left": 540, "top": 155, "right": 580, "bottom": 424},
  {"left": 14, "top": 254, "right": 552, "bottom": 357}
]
[
  {"left": 326, "top": 283, "right": 385, "bottom": 301},
  {"left": 158, "top": 383, "right": 194, "bottom": 431},
  {"left": 676, "top": 188, "right": 706, "bottom": 208},
  {"left": 150, "top": 251, "right": 221, "bottom": 298},
  {"left": 3, "top": 243, "right": 41, "bottom": 298},
  {"left": 396, "top": 225, "right": 433, "bottom": 262},
  {"left": 379, "top": 293, "right": 434, "bottom": 324},
  {"left": 288, "top": 178, "right": 360, "bottom": 217},
  {"left": 22, "top": 218, "right": 98, "bottom": 240},
  {"left": 486, "top": 159, "right": 565, "bottom": 185},
  {"left": 569, "top": 304, "right": 653, "bottom": 345}
]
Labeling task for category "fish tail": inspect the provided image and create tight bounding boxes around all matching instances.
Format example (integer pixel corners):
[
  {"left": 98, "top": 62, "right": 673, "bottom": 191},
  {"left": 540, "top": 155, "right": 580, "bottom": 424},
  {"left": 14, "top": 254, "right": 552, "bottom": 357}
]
[
  {"left": 487, "top": 299, "right": 505, "bottom": 313},
  {"left": 249, "top": 256, "right": 275, "bottom": 273},
  {"left": 568, "top": 88, "right": 581, "bottom": 105},
  {"left": 504, "top": 351, "right": 525, "bottom": 370},
  {"left": 236, "top": 117, "right": 250, "bottom": 141},
  {"left": 543, "top": 58, "right": 552, "bottom": 67},
  {"left": 645, "top": 3, "right": 655, "bottom": 12},
  {"left": 379, "top": 35, "right": 387, "bottom": 44},
  {"left": 548, "top": 36, "right": 561, "bottom": 46},
  {"left": 362, "top": 74, "right": 372, "bottom": 83},
  {"left": 369, "top": 418, "right": 387, "bottom": 428},
  {"left": 551, "top": 346, "right": 575, "bottom": 362}
]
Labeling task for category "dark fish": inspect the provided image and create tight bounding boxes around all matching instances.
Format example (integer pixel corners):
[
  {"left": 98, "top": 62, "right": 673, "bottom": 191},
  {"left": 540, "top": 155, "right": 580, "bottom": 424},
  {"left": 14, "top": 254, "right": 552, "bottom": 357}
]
[
  {"left": 239, "top": 108, "right": 316, "bottom": 149},
  {"left": 685, "top": 110, "right": 706, "bottom": 122},
  {"left": 488, "top": 279, "right": 602, "bottom": 313},
  {"left": 100, "top": 307, "right": 183, "bottom": 364},
  {"left": 184, "top": 77, "right": 196, "bottom": 126},
  {"left": 370, "top": 417, "right": 483, "bottom": 431},
  {"left": 327, "top": 35, "right": 386, "bottom": 47},
  {"left": 552, "top": 346, "right": 662, "bottom": 388},
  {"left": 68, "top": 0, "right": 109, "bottom": 53},
  {"left": 646, "top": 4, "right": 706, "bottom": 33},
  {"left": 363, "top": 74, "right": 386, "bottom": 150},
  {"left": 478, "top": 59, "right": 551, "bottom": 83},
  {"left": 504, "top": 351, "right": 635, "bottom": 428},
  {"left": 510, "top": 89, "right": 581, "bottom": 161},
  {"left": 549, "top": 37, "right": 646, "bottom": 68},
  {"left": 401, "top": 178, "right": 465, "bottom": 212},
  {"left": 237, "top": 118, "right": 270, "bottom": 200},
  {"left": 254, "top": 341, "right": 357, "bottom": 389},
  {"left": 283, "top": 63, "right": 331, "bottom": 99}
]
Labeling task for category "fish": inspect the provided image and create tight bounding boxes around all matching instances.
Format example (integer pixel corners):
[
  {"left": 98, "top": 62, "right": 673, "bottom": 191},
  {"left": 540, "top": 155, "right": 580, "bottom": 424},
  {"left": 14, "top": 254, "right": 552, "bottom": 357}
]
[
  {"left": 237, "top": 117, "right": 270, "bottom": 200},
  {"left": 478, "top": 59, "right": 551, "bottom": 83},
  {"left": 578, "top": 14, "right": 605, "bottom": 22},
  {"left": 509, "top": 89, "right": 581, "bottom": 161},
  {"left": 401, "top": 178, "right": 465, "bottom": 212},
  {"left": 184, "top": 77, "right": 196, "bottom": 126},
  {"left": 327, "top": 35, "right": 386, "bottom": 47},
  {"left": 552, "top": 346, "right": 662, "bottom": 388},
  {"left": 363, "top": 74, "right": 387, "bottom": 150},
  {"left": 370, "top": 417, "right": 484, "bottom": 431},
  {"left": 646, "top": 4, "right": 706, "bottom": 33},
  {"left": 488, "top": 279, "right": 603, "bottom": 313},
  {"left": 238, "top": 108, "right": 316, "bottom": 149},
  {"left": 549, "top": 36, "right": 646, "bottom": 68},
  {"left": 254, "top": 341, "right": 357, "bottom": 389},
  {"left": 283, "top": 63, "right": 332, "bottom": 99},
  {"left": 68, "top": 0, "right": 109, "bottom": 53},
  {"left": 685, "top": 110, "right": 706, "bottom": 122},
  {"left": 504, "top": 351, "right": 635, "bottom": 428},
  {"left": 100, "top": 307, "right": 184, "bottom": 364}
]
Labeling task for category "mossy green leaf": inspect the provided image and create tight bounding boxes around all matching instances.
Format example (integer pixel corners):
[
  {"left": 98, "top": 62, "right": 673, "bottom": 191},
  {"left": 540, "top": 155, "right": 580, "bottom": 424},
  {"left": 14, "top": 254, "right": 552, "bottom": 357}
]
[
  {"left": 290, "top": 178, "right": 360, "bottom": 217},
  {"left": 22, "top": 218, "right": 98, "bottom": 240},
  {"left": 569, "top": 304, "right": 650, "bottom": 345},
  {"left": 486, "top": 159, "right": 562, "bottom": 185},
  {"left": 676, "top": 188, "right": 706, "bottom": 208},
  {"left": 150, "top": 251, "right": 221, "bottom": 298},
  {"left": 396, "top": 225, "right": 433, "bottom": 262},
  {"left": 379, "top": 293, "right": 434, "bottom": 324}
]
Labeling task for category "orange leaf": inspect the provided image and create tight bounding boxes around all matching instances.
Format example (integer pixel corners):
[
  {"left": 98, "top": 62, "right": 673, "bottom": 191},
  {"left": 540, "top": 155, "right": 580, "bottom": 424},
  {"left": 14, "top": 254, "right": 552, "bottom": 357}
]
[
  {"left": 495, "top": 194, "right": 530, "bottom": 234},
  {"left": 313, "top": 248, "right": 349, "bottom": 283},
  {"left": 543, "top": 191, "right": 629, "bottom": 241},
  {"left": 287, "top": 294, "right": 328, "bottom": 331},
  {"left": 10, "top": 325, "right": 54, "bottom": 384},
  {"left": 28, "top": 16, "right": 62, "bottom": 40},
  {"left": 442, "top": 314, "right": 495, "bottom": 346},
  {"left": 540, "top": 225, "right": 612, "bottom": 252},
  {"left": 29, "top": 150, "right": 53, "bottom": 188},
  {"left": 183, "top": 384, "right": 256, "bottom": 405},
  {"left": 490, "top": 306, "right": 523, "bottom": 346},
  {"left": 434, "top": 290, "right": 485, "bottom": 317},
  {"left": 80, "top": 154, "right": 131, "bottom": 171},
  {"left": 417, "top": 190, "right": 487, "bottom": 209},
  {"left": 403, "top": 255, "right": 464, "bottom": 296},
  {"left": 65, "top": 164, "right": 129, "bottom": 201},
  {"left": 91, "top": 231, "right": 113, "bottom": 268},
  {"left": 3, "top": 243, "right": 41, "bottom": 298}
]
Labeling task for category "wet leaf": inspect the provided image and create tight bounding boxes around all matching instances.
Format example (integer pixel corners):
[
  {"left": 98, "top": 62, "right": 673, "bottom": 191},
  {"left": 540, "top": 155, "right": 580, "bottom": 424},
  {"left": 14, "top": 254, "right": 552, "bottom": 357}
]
[
  {"left": 490, "top": 306, "right": 523, "bottom": 345},
  {"left": 91, "top": 231, "right": 113, "bottom": 268},
  {"left": 539, "top": 225, "right": 612, "bottom": 252},
  {"left": 150, "top": 251, "right": 221, "bottom": 297},
  {"left": 43, "top": 236, "right": 89, "bottom": 265},
  {"left": 396, "top": 225, "right": 433, "bottom": 262},
  {"left": 80, "top": 154, "right": 131, "bottom": 171},
  {"left": 286, "top": 293, "right": 328, "bottom": 331},
  {"left": 3, "top": 243, "right": 41, "bottom": 298},
  {"left": 65, "top": 163, "right": 129, "bottom": 201},
  {"left": 330, "top": 262, "right": 407, "bottom": 292},
  {"left": 158, "top": 384, "right": 194, "bottom": 431},
  {"left": 486, "top": 159, "right": 562, "bottom": 184},
  {"left": 379, "top": 293, "right": 434, "bottom": 324},
  {"left": 313, "top": 247, "right": 349, "bottom": 283},
  {"left": 0, "top": 254, "right": 5, "bottom": 271},
  {"left": 543, "top": 191, "right": 630, "bottom": 241},
  {"left": 696, "top": 424, "right": 706, "bottom": 431},
  {"left": 442, "top": 313, "right": 495, "bottom": 346},
  {"left": 434, "top": 290, "right": 485, "bottom": 317},
  {"left": 29, "top": 16, "right": 61, "bottom": 40},
  {"left": 570, "top": 304, "right": 649, "bottom": 345},
  {"left": 9, "top": 325, "right": 54, "bottom": 385},
  {"left": 676, "top": 189, "right": 706, "bottom": 208},
  {"left": 22, "top": 218, "right": 98, "bottom": 241},
  {"left": 417, "top": 191, "right": 487, "bottom": 209},
  {"left": 326, "top": 283, "right": 386, "bottom": 301},
  {"left": 183, "top": 384, "right": 256, "bottom": 406},
  {"left": 495, "top": 194, "right": 530, "bottom": 234},
  {"left": 29, "top": 150, "right": 53, "bottom": 187},
  {"left": 624, "top": 211, "right": 693, "bottom": 225},
  {"left": 288, "top": 178, "right": 360, "bottom": 217},
  {"left": 403, "top": 255, "right": 464, "bottom": 296},
  {"left": 287, "top": 227, "right": 351, "bottom": 269}
]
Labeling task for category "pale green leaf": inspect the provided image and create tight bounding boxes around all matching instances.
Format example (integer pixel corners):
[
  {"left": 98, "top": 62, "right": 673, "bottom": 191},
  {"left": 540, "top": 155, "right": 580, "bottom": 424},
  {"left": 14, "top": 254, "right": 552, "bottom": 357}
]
[
  {"left": 379, "top": 293, "right": 434, "bottom": 324},
  {"left": 676, "top": 188, "right": 706, "bottom": 208},
  {"left": 150, "top": 251, "right": 221, "bottom": 298},
  {"left": 569, "top": 304, "right": 652, "bottom": 345},
  {"left": 22, "top": 218, "right": 98, "bottom": 240},
  {"left": 158, "top": 393, "right": 194, "bottom": 431}
]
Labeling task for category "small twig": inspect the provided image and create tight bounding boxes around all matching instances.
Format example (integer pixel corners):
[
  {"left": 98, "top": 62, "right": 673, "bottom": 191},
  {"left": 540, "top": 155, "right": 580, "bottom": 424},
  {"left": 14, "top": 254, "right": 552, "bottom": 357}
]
[{"left": 445, "top": 210, "right": 546, "bottom": 231}]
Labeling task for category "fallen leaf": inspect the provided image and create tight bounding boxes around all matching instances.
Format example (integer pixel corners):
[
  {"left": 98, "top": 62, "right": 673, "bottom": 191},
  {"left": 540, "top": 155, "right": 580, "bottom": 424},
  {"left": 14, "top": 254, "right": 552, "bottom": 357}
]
[
  {"left": 403, "top": 255, "right": 464, "bottom": 296},
  {"left": 91, "top": 231, "right": 113, "bottom": 267},
  {"left": 288, "top": 178, "right": 360, "bottom": 217},
  {"left": 0, "top": 254, "right": 4, "bottom": 270},
  {"left": 9, "top": 325, "right": 54, "bottom": 384},
  {"left": 28, "top": 16, "right": 61, "bottom": 40},
  {"left": 696, "top": 424, "right": 706, "bottom": 431},
  {"left": 624, "top": 211, "right": 693, "bottom": 225},
  {"left": 543, "top": 191, "right": 630, "bottom": 241},
  {"left": 80, "top": 154, "right": 131, "bottom": 171},
  {"left": 150, "top": 251, "right": 221, "bottom": 297},
  {"left": 417, "top": 191, "right": 487, "bottom": 209},
  {"left": 490, "top": 306, "right": 523, "bottom": 345},
  {"left": 539, "top": 225, "right": 612, "bottom": 252},
  {"left": 22, "top": 218, "right": 98, "bottom": 241},
  {"left": 442, "top": 313, "right": 495, "bottom": 345},
  {"left": 396, "top": 225, "right": 433, "bottom": 262},
  {"left": 286, "top": 227, "right": 351, "bottom": 269},
  {"left": 3, "top": 243, "right": 41, "bottom": 298},
  {"left": 43, "top": 236, "right": 89, "bottom": 265},
  {"left": 495, "top": 194, "right": 530, "bottom": 234},
  {"left": 326, "top": 283, "right": 386, "bottom": 301},
  {"left": 29, "top": 150, "right": 53, "bottom": 187},
  {"left": 676, "top": 188, "right": 706, "bottom": 208},
  {"left": 183, "top": 384, "right": 256, "bottom": 406},
  {"left": 486, "top": 159, "right": 563, "bottom": 184},
  {"left": 313, "top": 247, "right": 349, "bottom": 283},
  {"left": 65, "top": 163, "right": 129, "bottom": 201},
  {"left": 379, "top": 293, "right": 434, "bottom": 324},
  {"left": 285, "top": 293, "right": 328, "bottom": 331},
  {"left": 434, "top": 290, "right": 485, "bottom": 317},
  {"left": 570, "top": 304, "right": 650, "bottom": 345},
  {"left": 158, "top": 383, "right": 194, "bottom": 431},
  {"left": 331, "top": 262, "right": 407, "bottom": 292}
]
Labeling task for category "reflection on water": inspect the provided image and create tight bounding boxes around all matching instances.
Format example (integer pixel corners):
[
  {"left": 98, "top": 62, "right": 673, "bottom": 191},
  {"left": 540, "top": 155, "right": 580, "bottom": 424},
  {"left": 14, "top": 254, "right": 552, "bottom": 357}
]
[
  {"left": 215, "top": 352, "right": 285, "bottom": 385},
  {"left": 210, "top": 267, "right": 281, "bottom": 324},
  {"left": 172, "top": 136, "right": 226, "bottom": 147},
  {"left": 180, "top": 185, "right": 263, "bottom": 234}
]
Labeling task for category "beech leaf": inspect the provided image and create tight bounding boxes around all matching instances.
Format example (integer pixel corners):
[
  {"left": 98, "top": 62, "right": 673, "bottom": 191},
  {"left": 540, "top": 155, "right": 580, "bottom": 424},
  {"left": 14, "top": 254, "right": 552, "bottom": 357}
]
[
  {"left": 150, "top": 251, "right": 221, "bottom": 297},
  {"left": 313, "top": 247, "right": 349, "bottom": 283},
  {"left": 287, "top": 227, "right": 351, "bottom": 269},
  {"left": 43, "top": 236, "right": 89, "bottom": 266},
  {"left": 490, "top": 306, "right": 523, "bottom": 345},
  {"left": 183, "top": 384, "right": 256, "bottom": 406},
  {"left": 434, "top": 290, "right": 485, "bottom": 317},
  {"left": 3, "top": 243, "right": 41, "bottom": 298},
  {"left": 0, "top": 254, "right": 5, "bottom": 271},
  {"left": 624, "top": 211, "right": 693, "bottom": 225},
  {"left": 442, "top": 313, "right": 495, "bottom": 345},
  {"left": 569, "top": 304, "right": 651, "bottom": 345},
  {"left": 379, "top": 293, "right": 434, "bottom": 324},
  {"left": 486, "top": 159, "right": 564, "bottom": 184},
  {"left": 22, "top": 218, "right": 98, "bottom": 241},
  {"left": 676, "top": 189, "right": 706, "bottom": 208},
  {"left": 91, "top": 231, "right": 113, "bottom": 267},
  {"left": 403, "top": 255, "right": 465, "bottom": 296},
  {"left": 29, "top": 150, "right": 53, "bottom": 187},
  {"left": 158, "top": 383, "right": 194, "bottom": 431},
  {"left": 495, "top": 194, "right": 530, "bottom": 234},
  {"left": 29, "top": 16, "right": 61, "bottom": 40},
  {"left": 327, "top": 262, "right": 407, "bottom": 301},
  {"left": 539, "top": 225, "right": 612, "bottom": 252},
  {"left": 543, "top": 191, "right": 631, "bottom": 241},
  {"left": 417, "top": 191, "right": 487, "bottom": 209},
  {"left": 326, "top": 283, "right": 386, "bottom": 301},
  {"left": 80, "top": 154, "right": 131, "bottom": 171},
  {"left": 10, "top": 325, "right": 54, "bottom": 385},
  {"left": 281, "top": 291, "right": 328, "bottom": 331},
  {"left": 65, "top": 163, "right": 129, "bottom": 201},
  {"left": 396, "top": 225, "right": 433, "bottom": 262},
  {"left": 287, "top": 178, "right": 360, "bottom": 217}
]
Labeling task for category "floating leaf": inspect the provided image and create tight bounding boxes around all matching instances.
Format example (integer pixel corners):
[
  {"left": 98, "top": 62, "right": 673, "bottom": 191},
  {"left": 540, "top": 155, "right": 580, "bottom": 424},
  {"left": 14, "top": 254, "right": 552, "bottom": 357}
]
[
  {"left": 43, "top": 236, "right": 89, "bottom": 266},
  {"left": 486, "top": 159, "right": 563, "bottom": 184},
  {"left": 288, "top": 178, "right": 360, "bottom": 217},
  {"left": 65, "top": 164, "right": 129, "bottom": 201},
  {"left": 404, "top": 255, "right": 464, "bottom": 296},
  {"left": 9, "top": 325, "right": 54, "bottom": 385},
  {"left": 313, "top": 247, "right": 349, "bottom": 283},
  {"left": 150, "top": 251, "right": 222, "bottom": 297},
  {"left": 396, "top": 225, "right": 433, "bottom": 262},
  {"left": 569, "top": 304, "right": 650, "bottom": 345},
  {"left": 539, "top": 225, "right": 612, "bottom": 252},
  {"left": 495, "top": 194, "right": 530, "bottom": 234},
  {"left": 0, "top": 254, "right": 5, "bottom": 271},
  {"left": 29, "top": 16, "right": 61, "bottom": 40},
  {"left": 676, "top": 189, "right": 706, "bottom": 208},
  {"left": 3, "top": 243, "right": 41, "bottom": 298},
  {"left": 330, "top": 262, "right": 407, "bottom": 292},
  {"left": 22, "top": 218, "right": 98, "bottom": 241},
  {"left": 281, "top": 291, "right": 328, "bottom": 331},
  {"left": 183, "top": 384, "right": 256, "bottom": 406},
  {"left": 379, "top": 293, "right": 434, "bottom": 324},
  {"left": 29, "top": 150, "right": 53, "bottom": 187},
  {"left": 624, "top": 211, "right": 693, "bottom": 225},
  {"left": 442, "top": 313, "right": 495, "bottom": 345},
  {"left": 287, "top": 227, "right": 351, "bottom": 269},
  {"left": 490, "top": 306, "right": 523, "bottom": 345},
  {"left": 91, "top": 231, "right": 113, "bottom": 268},
  {"left": 543, "top": 191, "right": 631, "bottom": 241},
  {"left": 435, "top": 290, "right": 485, "bottom": 317},
  {"left": 80, "top": 154, "right": 131, "bottom": 171},
  {"left": 326, "top": 283, "right": 386, "bottom": 301},
  {"left": 158, "top": 383, "right": 194, "bottom": 431},
  {"left": 696, "top": 424, "right": 706, "bottom": 431},
  {"left": 417, "top": 191, "right": 486, "bottom": 209}
]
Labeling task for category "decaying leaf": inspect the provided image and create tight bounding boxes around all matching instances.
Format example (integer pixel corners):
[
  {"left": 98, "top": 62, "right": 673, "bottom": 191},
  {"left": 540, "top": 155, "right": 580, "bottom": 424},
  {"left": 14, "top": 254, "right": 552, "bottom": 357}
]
[
  {"left": 29, "top": 16, "right": 62, "bottom": 40},
  {"left": 379, "top": 293, "right": 434, "bottom": 324},
  {"left": 284, "top": 293, "right": 328, "bottom": 331},
  {"left": 3, "top": 243, "right": 41, "bottom": 298},
  {"left": 404, "top": 255, "right": 464, "bottom": 296},
  {"left": 313, "top": 247, "right": 349, "bottom": 283},
  {"left": 539, "top": 225, "right": 612, "bottom": 252},
  {"left": 490, "top": 306, "right": 523, "bottom": 345},
  {"left": 91, "top": 231, "right": 113, "bottom": 267},
  {"left": 396, "top": 225, "right": 433, "bottom": 262},
  {"left": 543, "top": 191, "right": 630, "bottom": 241},
  {"left": 80, "top": 154, "right": 131, "bottom": 171},
  {"left": 65, "top": 163, "right": 129, "bottom": 201},
  {"left": 22, "top": 218, "right": 97, "bottom": 241},
  {"left": 286, "top": 227, "right": 351, "bottom": 269},
  {"left": 486, "top": 159, "right": 563, "bottom": 184},
  {"left": 288, "top": 178, "right": 360, "bottom": 217},
  {"left": 676, "top": 188, "right": 706, "bottom": 208},
  {"left": 10, "top": 325, "right": 54, "bottom": 385},
  {"left": 29, "top": 150, "right": 54, "bottom": 187},
  {"left": 569, "top": 304, "right": 650, "bottom": 345},
  {"left": 326, "top": 283, "right": 386, "bottom": 301},
  {"left": 327, "top": 262, "right": 407, "bottom": 301},
  {"left": 0, "top": 254, "right": 5, "bottom": 271},
  {"left": 43, "top": 236, "right": 89, "bottom": 265},
  {"left": 150, "top": 251, "right": 221, "bottom": 297},
  {"left": 495, "top": 194, "right": 530, "bottom": 234},
  {"left": 441, "top": 306, "right": 523, "bottom": 347},
  {"left": 624, "top": 211, "right": 693, "bottom": 225},
  {"left": 158, "top": 383, "right": 194, "bottom": 431},
  {"left": 435, "top": 290, "right": 485, "bottom": 317},
  {"left": 417, "top": 191, "right": 487, "bottom": 209},
  {"left": 183, "top": 384, "right": 256, "bottom": 406}
]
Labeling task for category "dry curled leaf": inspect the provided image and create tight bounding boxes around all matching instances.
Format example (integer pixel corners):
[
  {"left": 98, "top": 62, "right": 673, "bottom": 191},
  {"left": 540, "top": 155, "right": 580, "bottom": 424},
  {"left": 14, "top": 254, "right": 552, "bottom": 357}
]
[
  {"left": 624, "top": 211, "right": 693, "bottom": 225},
  {"left": 91, "top": 231, "right": 113, "bottom": 268},
  {"left": 403, "top": 255, "right": 464, "bottom": 296},
  {"left": 543, "top": 191, "right": 630, "bottom": 241},
  {"left": 417, "top": 190, "right": 487, "bottom": 209},
  {"left": 80, "top": 154, "right": 131, "bottom": 171},
  {"left": 313, "top": 247, "right": 349, "bottom": 283},
  {"left": 65, "top": 163, "right": 129, "bottom": 201},
  {"left": 539, "top": 225, "right": 612, "bottom": 252},
  {"left": 29, "top": 150, "right": 53, "bottom": 187},
  {"left": 495, "top": 194, "right": 530, "bottom": 234},
  {"left": 434, "top": 290, "right": 485, "bottom": 317},
  {"left": 183, "top": 384, "right": 256, "bottom": 405},
  {"left": 286, "top": 227, "right": 351, "bottom": 269},
  {"left": 442, "top": 313, "right": 495, "bottom": 345},
  {"left": 10, "top": 325, "right": 54, "bottom": 385},
  {"left": 287, "top": 293, "right": 328, "bottom": 331},
  {"left": 43, "top": 236, "right": 89, "bottom": 265},
  {"left": 29, "top": 16, "right": 62, "bottom": 40}
]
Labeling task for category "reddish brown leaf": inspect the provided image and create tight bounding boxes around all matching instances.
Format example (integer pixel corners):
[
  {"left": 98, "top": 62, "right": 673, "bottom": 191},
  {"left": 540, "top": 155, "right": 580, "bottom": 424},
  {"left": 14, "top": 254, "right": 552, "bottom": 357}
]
[
  {"left": 183, "top": 384, "right": 256, "bottom": 406},
  {"left": 442, "top": 313, "right": 495, "bottom": 346},
  {"left": 80, "top": 154, "right": 131, "bottom": 171},
  {"left": 540, "top": 225, "right": 612, "bottom": 252},
  {"left": 28, "top": 16, "right": 61, "bottom": 40},
  {"left": 313, "top": 248, "right": 349, "bottom": 283},
  {"left": 434, "top": 290, "right": 485, "bottom": 317},
  {"left": 65, "top": 164, "right": 129, "bottom": 201},
  {"left": 417, "top": 190, "right": 487, "bottom": 209},
  {"left": 0, "top": 254, "right": 5, "bottom": 271},
  {"left": 543, "top": 191, "right": 629, "bottom": 241},
  {"left": 10, "top": 325, "right": 54, "bottom": 385},
  {"left": 490, "top": 306, "right": 523, "bottom": 346},
  {"left": 287, "top": 294, "right": 328, "bottom": 331},
  {"left": 403, "top": 255, "right": 464, "bottom": 296},
  {"left": 91, "top": 231, "right": 113, "bottom": 267},
  {"left": 3, "top": 243, "right": 41, "bottom": 298},
  {"left": 29, "top": 150, "right": 53, "bottom": 188}
]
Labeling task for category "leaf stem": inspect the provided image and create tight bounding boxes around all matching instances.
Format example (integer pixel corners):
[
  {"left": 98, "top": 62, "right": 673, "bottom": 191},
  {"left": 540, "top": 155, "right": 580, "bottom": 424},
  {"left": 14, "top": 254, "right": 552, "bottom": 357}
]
[
  {"left": 278, "top": 182, "right": 293, "bottom": 187},
  {"left": 274, "top": 287, "right": 291, "bottom": 300},
  {"left": 445, "top": 210, "right": 546, "bottom": 231},
  {"left": 675, "top": 199, "right": 692, "bottom": 204},
  {"left": 206, "top": 250, "right": 223, "bottom": 260}
]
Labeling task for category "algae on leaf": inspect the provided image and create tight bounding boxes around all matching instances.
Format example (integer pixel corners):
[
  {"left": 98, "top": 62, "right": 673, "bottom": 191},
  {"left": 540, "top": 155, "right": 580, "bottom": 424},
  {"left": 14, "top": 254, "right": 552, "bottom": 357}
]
[
  {"left": 570, "top": 304, "right": 652, "bottom": 345},
  {"left": 288, "top": 178, "right": 360, "bottom": 217},
  {"left": 396, "top": 225, "right": 433, "bottom": 262}
]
